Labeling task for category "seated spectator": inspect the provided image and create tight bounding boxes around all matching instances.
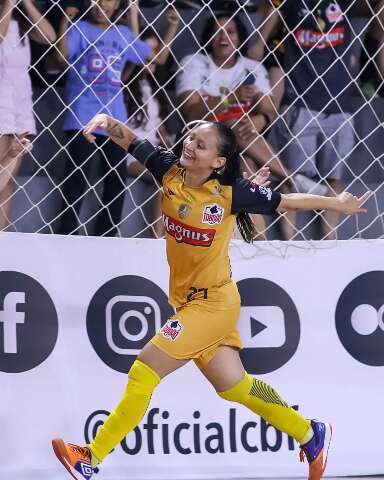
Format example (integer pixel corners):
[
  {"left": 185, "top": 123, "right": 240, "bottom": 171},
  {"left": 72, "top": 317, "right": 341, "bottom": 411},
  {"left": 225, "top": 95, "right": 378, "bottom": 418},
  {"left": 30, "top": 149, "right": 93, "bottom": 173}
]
[
  {"left": 54, "top": 0, "right": 152, "bottom": 236},
  {"left": 0, "top": 0, "right": 56, "bottom": 229},
  {"left": 249, "top": 0, "right": 361, "bottom": 239},
  {"left": 359, "top": 0, "right": 384, "bottom": 98},
  {"left": 176, "top": 14, "right": 326, "bottom": 240}
]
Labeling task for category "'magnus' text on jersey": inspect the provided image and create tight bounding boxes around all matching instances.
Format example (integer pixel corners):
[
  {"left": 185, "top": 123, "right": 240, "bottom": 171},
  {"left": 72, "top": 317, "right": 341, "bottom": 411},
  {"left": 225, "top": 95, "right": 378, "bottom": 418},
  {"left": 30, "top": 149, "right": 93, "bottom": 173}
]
[{"left": 128, "top": 139, "right": 281, "bottom": 307}]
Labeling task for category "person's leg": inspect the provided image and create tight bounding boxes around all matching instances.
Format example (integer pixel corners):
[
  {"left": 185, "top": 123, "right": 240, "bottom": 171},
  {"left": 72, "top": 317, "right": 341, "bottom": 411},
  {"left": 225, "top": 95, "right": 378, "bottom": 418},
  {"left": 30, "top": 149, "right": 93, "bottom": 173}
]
[
  {"left": 278, "top": 181, "right": 297, "bottom": 240},
  {"left": 240, "top": 154, "right": 295, "bottom": 240},
  {"left": 0, "top": 135, "right": 22, "bottom": 229},
  {"left": 56, "top": 131, "right": 97, "bottom": 235},
  {"left": 318, "top": 113, "right": 354, "bottom": 240},
  {"left": 88, "top": 342, "right": 188, "bottom": 463},
  {"left": 200, "top": 346, "right": 312, "bottom": 443},
  {"left": 52, "top": 342, "right": 188, "bottom": 478},
  {"left": 320, "top": 178, "right": 341, "bottom": 240},
  {"left": 233, "top": 120, "right": 290, "bottom": 182},
  {"left": 200, "top": 346, "right": 332, "bottom": 480},
  {"left": 95, "top": 137, "right": 128, "bottom": 236}
]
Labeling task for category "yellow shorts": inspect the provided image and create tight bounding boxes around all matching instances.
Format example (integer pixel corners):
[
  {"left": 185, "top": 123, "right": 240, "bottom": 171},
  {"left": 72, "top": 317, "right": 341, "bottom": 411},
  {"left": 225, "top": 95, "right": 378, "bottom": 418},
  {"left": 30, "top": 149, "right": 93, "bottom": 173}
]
[{"left": 151, "top": 281, "right": 242, "bottom": 369}]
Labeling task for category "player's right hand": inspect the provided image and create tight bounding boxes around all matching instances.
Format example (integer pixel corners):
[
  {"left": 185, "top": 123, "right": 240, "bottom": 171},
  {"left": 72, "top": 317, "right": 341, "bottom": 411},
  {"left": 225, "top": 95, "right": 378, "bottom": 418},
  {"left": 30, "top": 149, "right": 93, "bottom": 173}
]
[{"left": 83, "top": 114, "right": 109, "bottom": 143}]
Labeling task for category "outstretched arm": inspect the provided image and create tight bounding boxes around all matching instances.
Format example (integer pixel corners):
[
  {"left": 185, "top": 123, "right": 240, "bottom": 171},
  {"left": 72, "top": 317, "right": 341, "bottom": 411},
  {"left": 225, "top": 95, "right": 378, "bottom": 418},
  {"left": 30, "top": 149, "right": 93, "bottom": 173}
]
[
  {"left": 83, "top": 114, "right": 137, "bottom": 150},
  {"left": 279, "top": 191, "right": 372, "bottom": 215}
]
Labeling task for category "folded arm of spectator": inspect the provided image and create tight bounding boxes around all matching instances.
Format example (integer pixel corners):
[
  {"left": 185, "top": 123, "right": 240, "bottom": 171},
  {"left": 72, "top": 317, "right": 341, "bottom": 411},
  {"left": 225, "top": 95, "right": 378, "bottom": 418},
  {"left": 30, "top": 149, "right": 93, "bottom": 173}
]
[
  {"left": 179, "top": 82, "right": 259, "bottom": 122},
  {"left": 179, "top": 90, "right": 227, "bottom": 122},
  {"left": 249, "top": 92, "right": 277, "bottom": 123},
  {"left": 21, "top": 0, "right": 56, "bottom": 44}
]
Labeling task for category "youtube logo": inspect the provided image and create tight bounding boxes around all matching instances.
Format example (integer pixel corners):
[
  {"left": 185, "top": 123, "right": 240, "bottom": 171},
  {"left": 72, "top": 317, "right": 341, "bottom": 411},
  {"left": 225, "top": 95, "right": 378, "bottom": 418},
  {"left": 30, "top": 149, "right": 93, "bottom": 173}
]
[{"left": 237, "top": 278, "right": 301, "bottom": 374}]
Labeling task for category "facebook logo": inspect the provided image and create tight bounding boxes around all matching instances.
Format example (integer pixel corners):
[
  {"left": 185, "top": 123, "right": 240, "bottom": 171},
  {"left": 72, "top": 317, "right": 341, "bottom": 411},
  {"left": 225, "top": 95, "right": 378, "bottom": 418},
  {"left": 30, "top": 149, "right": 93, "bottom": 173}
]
[
  {"left": 0, "top": 292, "right": 26, "bottom": 353},
  {"left": 0, "top": 271, "right": 58, "bottom": 373}
]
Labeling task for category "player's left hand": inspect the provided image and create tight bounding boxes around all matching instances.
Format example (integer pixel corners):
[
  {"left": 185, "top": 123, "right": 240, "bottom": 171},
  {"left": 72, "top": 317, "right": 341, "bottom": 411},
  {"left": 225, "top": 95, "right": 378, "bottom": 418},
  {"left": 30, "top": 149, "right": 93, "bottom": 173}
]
[
  {"left": 336, "top": 191, "right": 372, "bottom": 214},
  {"left": 253, "top": 166, "right": 271, "bottom": 187}
]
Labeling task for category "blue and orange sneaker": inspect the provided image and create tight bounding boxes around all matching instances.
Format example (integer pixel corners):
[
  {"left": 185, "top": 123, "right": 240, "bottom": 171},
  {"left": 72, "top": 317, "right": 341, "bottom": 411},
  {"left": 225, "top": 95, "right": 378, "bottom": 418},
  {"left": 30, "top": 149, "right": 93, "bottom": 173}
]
[
  {"left": 52, "top": 438, "right": 96, "bottom": 480},
  {"left": 299, "top": 420, "right": 333, "bottom": 480}
]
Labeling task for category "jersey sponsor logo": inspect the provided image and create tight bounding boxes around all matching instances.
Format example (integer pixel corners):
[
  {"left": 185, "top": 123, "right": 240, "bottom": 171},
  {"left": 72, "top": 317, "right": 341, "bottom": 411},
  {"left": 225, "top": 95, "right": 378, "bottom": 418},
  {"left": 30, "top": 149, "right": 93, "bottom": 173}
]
[
  {"left": 162, "top": 213, "right": 215, "bottom": 246},
  {"left": 202, "top": 204, "right": 224, "bottom": 225},
  {"left": 161, "top": 319, "right": 183, "bottom": 341},
  {"left": 258, "top": 185, "right": 273, "bottom": 200},
  {"left": 326, "top": 2, "right": 343, "bottom": 24},
  {"left": 178, "top": 203, "right": 191, "bottom": 219},
  {"left": 295, "top": 26, "right": 345, "bottom": 49}
]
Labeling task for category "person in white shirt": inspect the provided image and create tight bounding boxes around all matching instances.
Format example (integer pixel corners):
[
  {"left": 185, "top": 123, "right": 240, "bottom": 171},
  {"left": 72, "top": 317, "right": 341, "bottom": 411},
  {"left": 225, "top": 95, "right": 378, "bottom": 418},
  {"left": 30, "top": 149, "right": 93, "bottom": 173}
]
[{"left": 176, "top": 14, "right": 328, "bottom": 239}]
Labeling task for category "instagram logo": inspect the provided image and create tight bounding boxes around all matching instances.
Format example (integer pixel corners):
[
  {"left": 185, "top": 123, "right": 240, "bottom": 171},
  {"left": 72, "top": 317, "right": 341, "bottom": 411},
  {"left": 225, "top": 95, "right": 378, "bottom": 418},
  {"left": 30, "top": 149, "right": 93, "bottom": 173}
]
[
  {"left": 105, "top": 295, "right": 162, "bottom": 355},
  {"left": 87, "top": 275, "right": 174, "bottom": 373}
]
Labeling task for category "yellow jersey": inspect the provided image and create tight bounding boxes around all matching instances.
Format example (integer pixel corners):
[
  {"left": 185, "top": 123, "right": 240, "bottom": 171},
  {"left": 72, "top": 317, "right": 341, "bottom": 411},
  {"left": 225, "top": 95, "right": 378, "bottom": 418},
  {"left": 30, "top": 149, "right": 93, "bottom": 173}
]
[{"left": 128, "top": 139, "right": 281, "bottom": 308}]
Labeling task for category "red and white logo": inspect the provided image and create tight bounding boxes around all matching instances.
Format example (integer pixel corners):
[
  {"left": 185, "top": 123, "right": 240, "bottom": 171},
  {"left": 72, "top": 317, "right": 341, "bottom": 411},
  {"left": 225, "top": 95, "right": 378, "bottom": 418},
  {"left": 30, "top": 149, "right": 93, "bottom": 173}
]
[
  {"left": 161, "top": 319, "right": 183, "bottom": 341},
  {"left": 326, "top": 2, "right": 343, "bottom": 24},
  {"left": 295, "top": 26, "right": 345, "bottom": 49},
  {"left": 162, "top": 213, "right": 215, "bottom": 246},
  {"left": 202, "top": 204, "right": 224, "bottom": 225}
]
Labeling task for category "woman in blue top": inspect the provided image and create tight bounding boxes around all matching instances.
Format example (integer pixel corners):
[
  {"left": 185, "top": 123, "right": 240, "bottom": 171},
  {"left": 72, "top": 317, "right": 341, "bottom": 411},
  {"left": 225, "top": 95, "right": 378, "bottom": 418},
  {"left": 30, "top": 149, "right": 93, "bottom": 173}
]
[{"left": 55, "top": 0, "right": 152, "bottom": 236}]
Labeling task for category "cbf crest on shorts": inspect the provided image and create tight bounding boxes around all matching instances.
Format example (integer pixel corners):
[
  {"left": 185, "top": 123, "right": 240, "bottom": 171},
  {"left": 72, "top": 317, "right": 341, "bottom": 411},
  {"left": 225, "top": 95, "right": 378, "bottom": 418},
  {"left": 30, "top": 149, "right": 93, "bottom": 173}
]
[
  {"left": 161, "top": 319, "right": 183, "bottom": 341},
  {"left": 202, "top": 204, "right": 224, "bottom": 225}
]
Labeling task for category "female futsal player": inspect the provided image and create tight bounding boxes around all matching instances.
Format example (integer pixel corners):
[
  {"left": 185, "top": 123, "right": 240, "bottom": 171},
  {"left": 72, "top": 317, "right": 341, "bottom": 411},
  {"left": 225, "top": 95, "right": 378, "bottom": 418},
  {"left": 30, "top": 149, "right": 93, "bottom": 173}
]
[{"left": 52, "top": 114, "right": 370, "bottom": 480}]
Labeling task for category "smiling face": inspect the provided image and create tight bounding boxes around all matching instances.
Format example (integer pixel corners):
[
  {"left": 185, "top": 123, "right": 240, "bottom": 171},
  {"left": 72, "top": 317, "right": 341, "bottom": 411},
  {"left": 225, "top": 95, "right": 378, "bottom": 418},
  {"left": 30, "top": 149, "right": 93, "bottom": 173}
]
[
  {"left": 210, "top": 18, "right": 240, "bottom": 62},
  {"left": 89, "top": 0, "right": 120, "bottom": 25},
  {"left": 180, "top": 124, "right": 226, "bottom": 176}
]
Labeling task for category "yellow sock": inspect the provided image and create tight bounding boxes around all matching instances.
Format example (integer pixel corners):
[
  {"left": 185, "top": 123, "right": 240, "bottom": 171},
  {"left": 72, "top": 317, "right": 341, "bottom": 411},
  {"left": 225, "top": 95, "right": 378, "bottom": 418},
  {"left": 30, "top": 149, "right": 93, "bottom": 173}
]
[
  {"left": 88, "top": 360, "right": 160, "bottom": 465},
  {"left": 218, "top": 372, "right": 312, "bottom": 444}
]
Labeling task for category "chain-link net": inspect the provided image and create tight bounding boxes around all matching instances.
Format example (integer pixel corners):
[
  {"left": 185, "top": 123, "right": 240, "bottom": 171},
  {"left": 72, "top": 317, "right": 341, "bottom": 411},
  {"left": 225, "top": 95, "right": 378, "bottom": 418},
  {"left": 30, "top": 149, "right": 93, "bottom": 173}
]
[{"left": 0, "top": 0, "right": 383, "bottom": 242}]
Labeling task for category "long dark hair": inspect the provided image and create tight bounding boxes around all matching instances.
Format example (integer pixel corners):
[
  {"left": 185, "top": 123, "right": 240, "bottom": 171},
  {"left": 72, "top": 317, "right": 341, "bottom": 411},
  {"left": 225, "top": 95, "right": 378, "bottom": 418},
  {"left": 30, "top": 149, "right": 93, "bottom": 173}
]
[
  {"left": 212, "top": 122, "right": 255, "bottom": 243},
  {"left": 124, "top": 28, "right": 168, "bottom": 130},
  {"left": 200, "top": 14, "right": 249, "bottom": 57}
]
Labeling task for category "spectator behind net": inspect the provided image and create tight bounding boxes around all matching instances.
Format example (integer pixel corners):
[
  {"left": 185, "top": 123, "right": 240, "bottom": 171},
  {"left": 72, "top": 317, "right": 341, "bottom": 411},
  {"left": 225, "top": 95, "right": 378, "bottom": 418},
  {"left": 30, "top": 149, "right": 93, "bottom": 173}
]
[
  {"left": 176, "top": 14, "right": 328, "bottom": 240},
  {"left": 54, "top": 0, "right": 152, "bottom": 236},
  {"left": 124, "top": 8, "right": 180, "bottom": 238},
  {"left": 0, "top": 0, "right": 56, "bottom": 229}
]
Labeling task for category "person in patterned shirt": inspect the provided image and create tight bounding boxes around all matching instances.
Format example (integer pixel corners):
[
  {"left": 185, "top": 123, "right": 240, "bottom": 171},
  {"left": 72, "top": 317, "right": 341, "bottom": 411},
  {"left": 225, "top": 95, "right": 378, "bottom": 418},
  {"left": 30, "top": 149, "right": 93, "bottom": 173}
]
[{"left": 52, "top": 113, "right": 370, "bottom": 480}]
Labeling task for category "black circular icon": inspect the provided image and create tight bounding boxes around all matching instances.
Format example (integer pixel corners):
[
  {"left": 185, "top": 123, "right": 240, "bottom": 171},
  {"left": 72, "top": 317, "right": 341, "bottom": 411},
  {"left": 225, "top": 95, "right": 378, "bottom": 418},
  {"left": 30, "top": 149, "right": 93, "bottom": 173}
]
[
  {"left": 0, "top": 271, "right": 58, "bottom": 373},
  {"left": 87, "top": 275, "right": 174, "bottom": 373},
  {"left": 335, "top": 271, "right": 384, "bottom": 366},
  {"left": 237, "top": 278, "right": 300, "bottom": 374}
]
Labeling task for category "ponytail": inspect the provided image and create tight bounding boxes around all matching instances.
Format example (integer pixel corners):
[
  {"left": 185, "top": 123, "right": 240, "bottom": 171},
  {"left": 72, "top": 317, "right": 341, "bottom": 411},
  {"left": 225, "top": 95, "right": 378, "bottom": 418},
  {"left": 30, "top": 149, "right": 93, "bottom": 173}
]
[{"left": 212, "top": 122, "right": 256, "bottom": 243}]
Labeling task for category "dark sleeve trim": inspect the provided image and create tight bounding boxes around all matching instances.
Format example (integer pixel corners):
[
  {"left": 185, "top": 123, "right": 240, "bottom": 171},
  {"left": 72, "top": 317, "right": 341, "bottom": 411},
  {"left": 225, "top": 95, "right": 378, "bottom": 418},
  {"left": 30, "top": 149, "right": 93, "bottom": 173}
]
[
  {"left": 231, "top": 179, "right": 282, "bottom": 215},
  {"left": 127, "top": 138, "right": 158, "bottom": 167}
]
